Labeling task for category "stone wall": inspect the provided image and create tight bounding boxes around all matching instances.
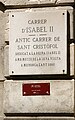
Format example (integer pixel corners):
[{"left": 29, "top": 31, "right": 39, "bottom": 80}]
[
  {"left": 0, "top": 0, "right": 75, "bottom": 5},
  {"left": 0, "top": 0, "right": 75, "bottom": 120}
]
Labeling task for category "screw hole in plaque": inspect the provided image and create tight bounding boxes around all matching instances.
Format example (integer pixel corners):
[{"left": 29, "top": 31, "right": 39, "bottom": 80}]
[
  {"left": 12, "top": 71, "right": 14, "bottom": 74},
  {"left": 12, "top": 15, "right": 14, "bottom": 17},
  {"left": 63, "top": 13, "right": 65, "bottom": 15},
  {"left": 63, "top": 70, "right": 65, "bottom": 74}
]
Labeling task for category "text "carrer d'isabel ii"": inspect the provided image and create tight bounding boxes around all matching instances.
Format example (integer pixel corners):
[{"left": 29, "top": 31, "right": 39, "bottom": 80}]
[{"left": 22, "top": 19, "right": 54, "bottom": 33}]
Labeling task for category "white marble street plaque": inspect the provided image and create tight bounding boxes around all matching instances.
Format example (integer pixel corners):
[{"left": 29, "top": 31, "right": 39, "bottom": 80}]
[{"left": 9, "top": 10, "right": 67, "bottom": 75}]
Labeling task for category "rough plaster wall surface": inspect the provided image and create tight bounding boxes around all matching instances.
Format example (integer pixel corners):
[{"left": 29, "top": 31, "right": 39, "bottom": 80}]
[
  {"left": 58, "top": 0, "right": 75, "bottom": 3},
  {"left": 0, "top": 82, "right": 4, "bottom": 119},
  {"left": 4, "top": 45, "right": 9, "bottom": 76},
  {"left": 70, "top": 44, "right": 74, "bottom": 76},
  {"left": 0, "top": 11, "right": 6, "bottom": 80},
  {"left": 4, "top": 80, "right": 74, "bottom": 113},
  {"left": 0, "top": 0, "right": 75, "bottom": 5},
  {"left": 0, "top": 117, "right": 4, "bottom": 120}
]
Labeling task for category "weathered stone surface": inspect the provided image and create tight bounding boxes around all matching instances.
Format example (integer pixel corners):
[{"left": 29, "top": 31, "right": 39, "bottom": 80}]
[
  {"left": 4, "top": 117, "right": 75, "bottom": 120},
  {"left": 0, "top": 117, "right": 4, "bottom": 120},
  {"left": 0, "top": 11, "right": 5, "bottom": 49},
  {"left": 0, "top": 48, "right": 4, "bottom": 80},
  {"left": 58, "top": 0, "right": 74, "bottom": 3},
  {"left": 0, "top": 0, "right": 27, "bottom": 5},
  {"left": 0, "top": 0, "right": 57, "bottom": 6},
  {"left": 4, "top": 45, "right": 9, "bottom": 76},
  {"left": 26, "top": 0, "right": 40, "bottom": 4},
  {"left": 0, "top": 11, "right": 6, "bottom": 80},
  {"left": 5, "top": 11, "right": 9, "bottom": 43},
  {"left": 4, "top": 80, "right": 74, "bottom": 113},
  {"left": 0, "top": 0, "right": 75, "bottom": 5},
  {"left": 0, "top": 82, "right": 4, "bottom": 117},
  {"left": 70, "top": 44, "right": 74, "bottom": 76},
  {"left": 35, "top": 0, "right": 55, "bottom": 4}
]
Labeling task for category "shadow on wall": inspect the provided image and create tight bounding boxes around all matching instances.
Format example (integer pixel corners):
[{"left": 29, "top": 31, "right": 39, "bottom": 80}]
[{"left": 0, "top": 2, "right": 5, "bottom": 12}]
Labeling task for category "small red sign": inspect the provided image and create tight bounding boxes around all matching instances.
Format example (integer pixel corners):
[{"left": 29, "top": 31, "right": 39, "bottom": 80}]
[{"left": 22, "top": 83, "right": 50, "bottom": 96}]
